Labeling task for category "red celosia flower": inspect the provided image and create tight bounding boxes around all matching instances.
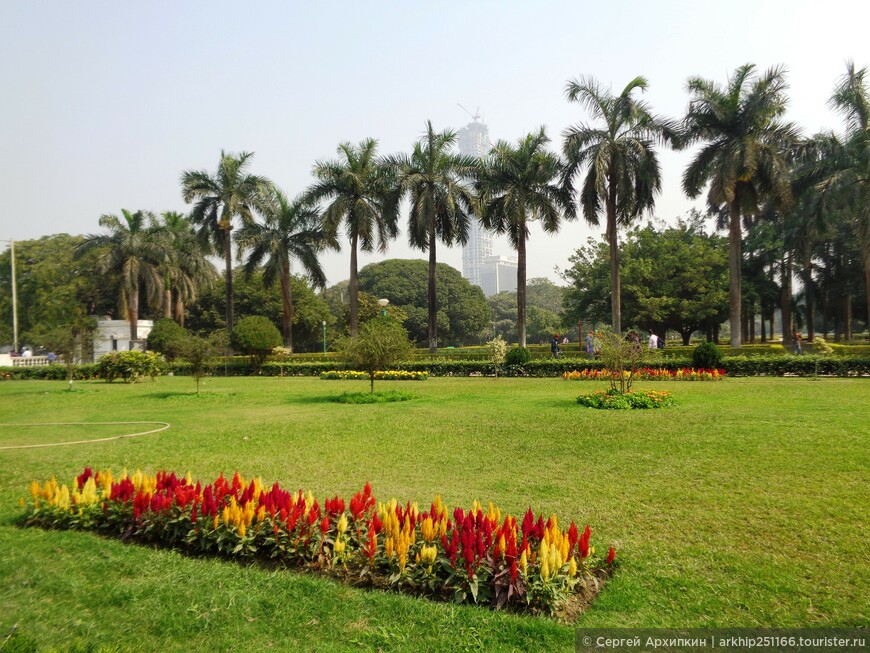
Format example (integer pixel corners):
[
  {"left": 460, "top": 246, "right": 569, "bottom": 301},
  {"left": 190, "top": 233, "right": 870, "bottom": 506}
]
[
  {"left": 76, "top": 467, "right": 93, "bottom": 490},
  {"left": 320, "top": 516, "right": 330, "bottom": 535},
  {"left": 607, "top": 547, "right": 616, "bottom": 564},
  {"left": 579, "top": 524, "right": 591, "bottom": 558}
]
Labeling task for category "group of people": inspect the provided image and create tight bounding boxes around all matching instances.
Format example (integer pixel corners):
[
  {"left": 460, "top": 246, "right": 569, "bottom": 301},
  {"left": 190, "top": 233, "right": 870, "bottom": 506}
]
[{"left": 547, "top": 330, "right": 667, "bottom": 359}]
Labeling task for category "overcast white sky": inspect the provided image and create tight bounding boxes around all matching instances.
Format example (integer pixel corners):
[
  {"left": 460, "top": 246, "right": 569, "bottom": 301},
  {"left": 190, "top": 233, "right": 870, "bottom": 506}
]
[{"left": 2, "top": 1, "right": 868, "bottom": 286}]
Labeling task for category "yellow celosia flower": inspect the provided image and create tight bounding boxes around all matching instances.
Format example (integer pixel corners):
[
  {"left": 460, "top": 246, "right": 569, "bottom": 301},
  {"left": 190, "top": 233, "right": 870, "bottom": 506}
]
[
  {"left": 541, "top": 557, "right": 550, "bottom": 581},
  {"left": 238, "top": 521, "right": 246, "bottom": 538},
  {"left": 569, "top": 557, "right": 578, "bottom": 578},
  {"left": 256, "top": 506, "right": 267, "bottom": 523},
  {"left": 519, "top": 550, "right": 528, "bottom": 574},
  {"left": 337, "top": 513, "right": 348, "bottom": 535}
]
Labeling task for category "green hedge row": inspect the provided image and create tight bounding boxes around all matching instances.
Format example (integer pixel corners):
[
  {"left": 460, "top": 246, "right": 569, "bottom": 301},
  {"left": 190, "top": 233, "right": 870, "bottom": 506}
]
[{"left": 4, "top": 355, "right": 869, "bottom": 380}]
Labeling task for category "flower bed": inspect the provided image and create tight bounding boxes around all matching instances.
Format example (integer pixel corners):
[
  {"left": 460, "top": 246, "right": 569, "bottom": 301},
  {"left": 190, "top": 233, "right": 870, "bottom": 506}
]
[
  {"left": 19, "top": 468, "right": 615, "bottom": 617},
  {"left": 577, "top": 388, "right": 674, "bottom": 409},
  {"left": 563, "top": 368, "right": 725, "bottom": 381},
  {"left": 320, "top": 370, "right": 428, "bottom": 381}
]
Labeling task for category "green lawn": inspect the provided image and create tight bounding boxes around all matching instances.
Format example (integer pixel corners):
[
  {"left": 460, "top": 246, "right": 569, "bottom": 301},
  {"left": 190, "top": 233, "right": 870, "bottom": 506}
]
[{"left": 0, "top": 376, "right": 868, "bottom": 652}]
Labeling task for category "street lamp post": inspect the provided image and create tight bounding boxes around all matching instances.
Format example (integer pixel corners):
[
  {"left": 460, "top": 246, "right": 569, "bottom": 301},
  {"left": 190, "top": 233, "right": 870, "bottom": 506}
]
[
  {"left": 378, "top": 298, "right": 389, "bottom": 317},
  {"left": 322, "top": 320, "right": 327, "bottom": 358}
]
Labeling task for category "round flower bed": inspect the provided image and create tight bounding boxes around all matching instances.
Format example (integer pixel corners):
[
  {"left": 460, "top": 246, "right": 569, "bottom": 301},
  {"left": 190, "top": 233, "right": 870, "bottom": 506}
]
[{"left": 577, "top": 388, "right": 674, "bottom": 409}]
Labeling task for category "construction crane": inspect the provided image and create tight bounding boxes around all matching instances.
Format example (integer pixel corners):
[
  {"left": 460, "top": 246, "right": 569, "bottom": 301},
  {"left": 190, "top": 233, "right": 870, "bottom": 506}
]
[{"left": 457, "top": 103, "right": 482, "bottom": 122}]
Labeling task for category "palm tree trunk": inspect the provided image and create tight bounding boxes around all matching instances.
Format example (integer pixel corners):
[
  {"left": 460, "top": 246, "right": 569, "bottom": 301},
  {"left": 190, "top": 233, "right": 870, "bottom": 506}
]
[
  {"left": 223, "top": 227, "right": 234, "bottom": 335},
  {"left": 845, "top": 293, "right": 853, "bottom": 341},
  {"left": 280, "top": 262, "right": 294, "bottom": 351},
  {"left": 175, "top": 296, "right": 185, "bottom": 328},
  {"left": 781, "top": 252, "right": 792, "bottom": 347},
  {"left": 517, "top": 220, "right": 527, "bottom": 348},
  {"left": 129, "top": 285, "right": 139, "bottom": 342},
  {"left": 427, "top": 222, "right": 438, "bottom": 354},
  {"left": 607, "top": 179, "right": 621, "bottom": 334},
  {"left": 803, "top": 257, "right": 815, "bottom": 342},
  {"left": 349, "top": 229, "right": 360, "bottom": 336},
  {"left": 164, "top": 287, "right": 172, "bottom": 319},
  {"left": 728, "top": 200, "right": 742, "bottom": 348},
  {"left": 865, "top": 262, "right": 870, "bottom": 342}
]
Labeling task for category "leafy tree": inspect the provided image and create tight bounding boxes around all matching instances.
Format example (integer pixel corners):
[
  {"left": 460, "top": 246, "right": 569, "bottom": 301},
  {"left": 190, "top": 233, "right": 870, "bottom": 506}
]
[
  {"left": 0, "top": 235, "right": 114, "bottom": 345},
  {"left": 181, "top": 150, "right": 272, "bottom": 335},
  {"left": 231, "top": 315, "right": 282, "bottom": 372},
  {"left": 340, "top": 316, "right": 413, "bottom": 392},
  {"left": 356, "top": 259, "right": 490, "bottom": 346},
  {"left": 146, "top": 318, "right": 186, "bottom": 360},
  {"left": 237, "top": 188, "right": 337, "bottom": 351},
  {"left": 306, "top": 139, "right": 399, "bottom": 335},
  {"left": 186, "top": 268, "right": 334, "bottom": 352},
  {"left": 562, "top": 75, "right": 675, "bottom": 334},
  {"left": 77, "top": 210, "right": 165, "bottom": 341},
  {"left": 563, "top": 217, "right": 729, "bottom": 344},
  {"left": 526, "top": 278, "right": 567, "bottom": 314},
  {"left": 680, "top": 64, "right": 799, "bottom": 347},
  {"left": 476, "top": 128, "right": 574, "bottom": 346},
  {"left": 387, "top": 121, "right": 477, "bottom": 352},
  {"left": 31, "top": 317, "right": 97, "bottom": 386}
]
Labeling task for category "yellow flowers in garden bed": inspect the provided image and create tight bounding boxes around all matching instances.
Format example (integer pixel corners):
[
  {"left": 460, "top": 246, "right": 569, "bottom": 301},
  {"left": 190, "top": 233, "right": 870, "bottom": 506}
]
[
  {"left": 320, "top": 370, "right": 428, "bottom": 381},
  {"left": 563, "top": 367, "right": 725, "bottom": 381},
  {"left": 20, "top": 467, "right": 615, "bottom": 617}
]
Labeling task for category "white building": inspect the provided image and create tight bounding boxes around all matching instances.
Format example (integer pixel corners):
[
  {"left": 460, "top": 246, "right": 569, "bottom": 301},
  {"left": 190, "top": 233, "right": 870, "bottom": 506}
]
[
  {"left": 480, "top": 255, "right": 518, "bottom": 297},
  {"left": 93, "top": 319, "right": 153, "bottom": 359},
  {"left": 458, "top": 118, "right": 493, "bottom": 288}
]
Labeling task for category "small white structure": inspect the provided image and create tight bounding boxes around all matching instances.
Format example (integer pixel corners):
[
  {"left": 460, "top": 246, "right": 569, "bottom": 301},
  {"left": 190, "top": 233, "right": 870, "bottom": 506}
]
[
  {"left": 93, "top": 319, "right": 153, "bottom": 359},
  {"left": 480, "top": 255, "right": 518, "bottom": 297}
]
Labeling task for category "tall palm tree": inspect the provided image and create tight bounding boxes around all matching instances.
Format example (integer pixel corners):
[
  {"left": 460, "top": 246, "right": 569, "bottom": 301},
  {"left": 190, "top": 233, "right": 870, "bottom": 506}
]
[
  {"left": 236, "top": 189, "right": 338, "bottom": 350},
  {"left": 155, "top": 211, "right": 216, "bottom": 327},
  {"left": 305, "top": 139, "right": 399, "bottom": 335},
  {"left": 562, "top": 75, "right": 675, "bottom": 334},
  {"left": 476, "top": 128, "right": 574, "bottom": 347},
  {"left": 681, "top": 64, "right": 799, "bottom": 347},
  {"left": 814, "top": 62, "right": 870, "bottom": 340},
  {"left": 181, "top": 151, "right": 272, "bottom": 335},
  {"left": 77, "top": 209, "right": 165, "bottom": 341},
  {"left": 387, "top": 121, "right": 478, "bottom": 352}
]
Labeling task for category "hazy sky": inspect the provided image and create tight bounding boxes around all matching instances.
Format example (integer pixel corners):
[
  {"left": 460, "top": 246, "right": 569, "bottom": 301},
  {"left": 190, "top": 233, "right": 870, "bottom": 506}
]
[{"left": 2, "top": 1, "right": 868, "bottom": 286}]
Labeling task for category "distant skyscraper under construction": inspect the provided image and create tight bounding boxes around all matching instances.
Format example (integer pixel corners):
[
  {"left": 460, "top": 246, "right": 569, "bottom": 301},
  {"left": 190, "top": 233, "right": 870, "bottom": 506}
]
[{"left": 457, "top": 117, "right": 492, "bottom": 289}]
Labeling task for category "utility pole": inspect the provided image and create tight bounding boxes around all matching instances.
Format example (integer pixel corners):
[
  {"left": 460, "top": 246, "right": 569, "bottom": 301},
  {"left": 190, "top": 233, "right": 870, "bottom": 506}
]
[
  {"left": 10, "top": 240, "right": 18, "bottom": 354},
  {"left": 2, "top": 239, "right": 18, "bottom": 353}
]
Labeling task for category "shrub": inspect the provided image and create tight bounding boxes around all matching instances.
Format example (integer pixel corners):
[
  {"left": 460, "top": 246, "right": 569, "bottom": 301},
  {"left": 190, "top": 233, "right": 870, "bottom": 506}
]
[
  {"left": 692, "top": 340, "right": 723, "bottom": 369},
  {"left": 231, "top": 316, "right": 282, "bottom": 373},
  {"left": 95, "top": 351, "right": 165, "bottom": 383},
  {"left": 505, "top": 346, "right": 531, "bottom": 366},
  {"left": 146, "top": 318, "right": 187, "bottom": 360}
]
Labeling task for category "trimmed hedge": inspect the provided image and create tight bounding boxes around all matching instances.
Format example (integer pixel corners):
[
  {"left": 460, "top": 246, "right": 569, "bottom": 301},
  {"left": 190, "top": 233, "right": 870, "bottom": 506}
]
[{"left": 4, "top": 355, "right": 870, "bottom": 380}]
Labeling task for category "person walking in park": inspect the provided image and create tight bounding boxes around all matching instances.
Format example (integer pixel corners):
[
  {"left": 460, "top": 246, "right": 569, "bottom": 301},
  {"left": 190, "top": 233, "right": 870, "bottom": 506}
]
[
  {"left": 648, "top": 332, "right": 659, "bottom": 350},
  {"left": 793, "top": 332, "right": 803, "bottom": 355},
  {"left": 585, "top": 331, "right": 595, "bottom": 359},
  {"left": 550, "top": 334, "right": 562, "bottom": 358}
]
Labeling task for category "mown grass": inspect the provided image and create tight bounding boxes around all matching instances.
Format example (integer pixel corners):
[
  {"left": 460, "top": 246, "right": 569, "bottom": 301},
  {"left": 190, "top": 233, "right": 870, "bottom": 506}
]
[{"left": 0, "top": 376, "right": 868, "bottom": 651}]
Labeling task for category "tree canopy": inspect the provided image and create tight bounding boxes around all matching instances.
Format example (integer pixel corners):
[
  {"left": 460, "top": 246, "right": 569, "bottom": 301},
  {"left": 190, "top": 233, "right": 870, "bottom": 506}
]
[{"left": 356, "top": 259, "right": 491, "bottom": 346}]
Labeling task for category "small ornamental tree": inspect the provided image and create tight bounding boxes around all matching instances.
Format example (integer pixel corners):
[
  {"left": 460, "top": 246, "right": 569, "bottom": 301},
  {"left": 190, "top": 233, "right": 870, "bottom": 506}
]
[
  {"left": 231, "top": 316, "right": 282, "bottom": 373},
  {"left": 36, "top": 318, "right": 97, "bottom": 388},
  {"left": 487, "top": 335, "right": 507, "bottom": 377},
  {"left": 340, "top": 316, "right": 413, "bottom": 393},
  {"left": 147, "top": 318, "right": 186, "bottom": 360},
  {"left": 177, "top": 333, "right": 223, "bottom": 394},
  {"left": 597, "top": 330, "right": 646, "bottom": 394}
]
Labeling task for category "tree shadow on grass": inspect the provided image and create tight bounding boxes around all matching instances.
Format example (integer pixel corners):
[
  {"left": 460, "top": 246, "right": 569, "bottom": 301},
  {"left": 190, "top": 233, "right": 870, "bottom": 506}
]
[{"left": 145, "top": 391, "right": 237, "bottom": 400}]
